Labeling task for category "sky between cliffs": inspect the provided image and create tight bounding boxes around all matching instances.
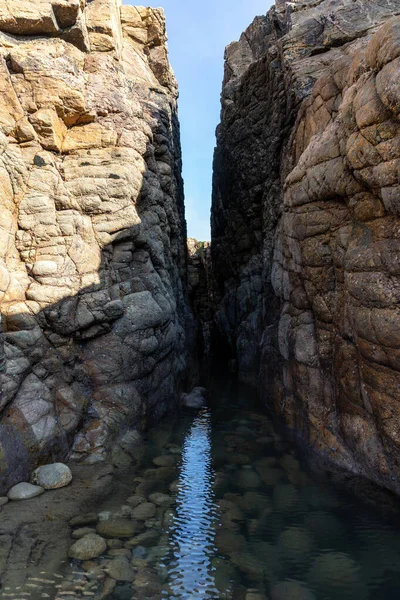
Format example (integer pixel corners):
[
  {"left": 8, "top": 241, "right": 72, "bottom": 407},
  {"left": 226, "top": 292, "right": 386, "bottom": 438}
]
[{"left": 124, "top": 0, "right": 274, "bottom": 241}]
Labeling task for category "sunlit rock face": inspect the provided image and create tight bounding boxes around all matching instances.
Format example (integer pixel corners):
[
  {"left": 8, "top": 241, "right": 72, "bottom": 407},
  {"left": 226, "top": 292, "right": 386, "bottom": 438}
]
[
  {"left": 212, "top": 0, "right": 400, "bottom": 493},
  {"left": 0, "top": 0, "right": 195, "bottom": 492}
]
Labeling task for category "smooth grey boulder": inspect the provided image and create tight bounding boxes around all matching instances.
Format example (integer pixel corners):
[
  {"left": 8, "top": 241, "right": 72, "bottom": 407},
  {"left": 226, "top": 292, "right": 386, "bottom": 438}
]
[
  {"left": 8, "top": 482, "right": 45, "bottom": 501},
  {"left": 31, "top": 463, "right": 72, "bottom": 489},
  {"left": 181, "top": 387, "right": 207, "bottom": 408}
]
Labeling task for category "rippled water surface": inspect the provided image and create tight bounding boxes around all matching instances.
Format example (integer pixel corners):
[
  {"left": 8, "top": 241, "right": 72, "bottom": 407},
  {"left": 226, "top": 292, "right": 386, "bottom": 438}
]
[{"left": 3, "top": 381, "right": 400, "bottom": 600}]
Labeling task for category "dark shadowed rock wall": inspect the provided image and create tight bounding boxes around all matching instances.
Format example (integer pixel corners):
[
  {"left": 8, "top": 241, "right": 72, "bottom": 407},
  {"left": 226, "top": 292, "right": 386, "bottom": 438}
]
[
  {"left": 212, "top": 0, "right": 400, "bottom": 494},
  {"left": 0, "top": 0, "right": 195, "bottom": 492}
]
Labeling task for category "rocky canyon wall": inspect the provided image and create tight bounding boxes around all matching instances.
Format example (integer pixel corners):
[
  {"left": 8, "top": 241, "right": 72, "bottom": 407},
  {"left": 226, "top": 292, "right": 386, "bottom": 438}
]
[
  {"left": 0, "top": 0, "right": 195, "bottom": 493},
  {"left": 212, "top": 0, "right": 400, "bottom": 493}
]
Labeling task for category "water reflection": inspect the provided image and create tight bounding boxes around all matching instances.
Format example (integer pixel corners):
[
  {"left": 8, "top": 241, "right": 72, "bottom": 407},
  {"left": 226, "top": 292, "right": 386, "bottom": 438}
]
[
  {"left": 4, "top": 383, "right": 400, "bottom": 599},
  {"left": 166, "top": 408, "right": 219, "bottom": 599}
]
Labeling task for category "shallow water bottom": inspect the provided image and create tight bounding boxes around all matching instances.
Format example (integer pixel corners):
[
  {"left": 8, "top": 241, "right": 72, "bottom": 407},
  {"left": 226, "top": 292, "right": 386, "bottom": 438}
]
[{"left": 3, "top": 381, "right": 400, "bottom": 600}]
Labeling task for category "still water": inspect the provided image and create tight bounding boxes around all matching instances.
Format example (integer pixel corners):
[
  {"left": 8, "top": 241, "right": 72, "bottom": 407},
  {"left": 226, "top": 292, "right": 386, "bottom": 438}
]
[{"left": 4, "top": 382, "right": 400, "bottom": 599}]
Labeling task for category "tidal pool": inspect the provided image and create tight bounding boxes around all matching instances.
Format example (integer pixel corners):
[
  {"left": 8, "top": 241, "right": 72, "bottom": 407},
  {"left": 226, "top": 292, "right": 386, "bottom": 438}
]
[{"left": 2, "top": 382, "right": 400, "bottom": 600}]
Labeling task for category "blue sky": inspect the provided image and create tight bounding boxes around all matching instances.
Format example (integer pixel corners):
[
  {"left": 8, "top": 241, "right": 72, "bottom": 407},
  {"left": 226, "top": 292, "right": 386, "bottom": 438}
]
[{"left": 125, "top": 1, "right": 273, "bottom": 241}]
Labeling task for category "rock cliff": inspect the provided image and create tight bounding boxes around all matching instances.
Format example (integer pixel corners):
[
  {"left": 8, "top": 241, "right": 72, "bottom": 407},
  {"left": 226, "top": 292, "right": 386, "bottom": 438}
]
[
  {"left": 0, "top": 0, "right": 195, "bottom": 492},
  {"left": 212, "top": 0, "right": 400, "bottom": 493}
]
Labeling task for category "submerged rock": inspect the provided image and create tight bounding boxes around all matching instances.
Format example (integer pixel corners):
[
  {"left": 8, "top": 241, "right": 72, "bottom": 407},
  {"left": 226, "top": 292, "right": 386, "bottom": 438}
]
[
  {"left": 278, "top": 526, "right": 315, "bottom": 562},
  {"left": 132, "top": 502, "right": 157, "bottom": 520},
  {"left": 68, "top": 533, "right": 107, "bottom": 560},
  {"left": 308, "top": 552, "right": 363, "bottom": 594},
  {"left": 271, "top": 581, "right": 316, "bottom": 600},
  {"left": 96, "top": 519, "right": 139, "bottom": 539},
  {"left": 70, "top": 513, "right": 99, "bottom": 527},
  {"left": 105, "top": 556, "right": 135, "bottom": 582},
  {"left": 31, "top": 463, "right": 72, "bottom": 489},
  {"left": 153, "top": 455, "right": 176, "bottom": 467},
  {"left": 7, "top": 482, "right": 45, "bottom": 501}
]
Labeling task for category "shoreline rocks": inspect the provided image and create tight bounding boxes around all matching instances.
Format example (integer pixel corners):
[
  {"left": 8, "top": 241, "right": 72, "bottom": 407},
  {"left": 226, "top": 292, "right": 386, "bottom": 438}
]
[
  {"left": 31, "top": 463, "right": 73, "bottom": 489},
  {"left": 7, "top": 482, "right": 45, "bottom": 501}
]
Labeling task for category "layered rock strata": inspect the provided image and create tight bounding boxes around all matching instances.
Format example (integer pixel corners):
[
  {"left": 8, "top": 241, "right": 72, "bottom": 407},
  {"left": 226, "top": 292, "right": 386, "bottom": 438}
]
[
  {"left": 212, "top": 0, "right": 400, "bottom": 493},
  {"left": 0, "top": 0, "right": 194, "bottom": 492}
]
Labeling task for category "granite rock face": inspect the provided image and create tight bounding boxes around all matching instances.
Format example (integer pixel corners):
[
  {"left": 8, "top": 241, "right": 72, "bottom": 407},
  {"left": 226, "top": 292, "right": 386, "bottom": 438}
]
[
  {"left": 212, "top": 0, "right": 400, "bottom": 493},
  {"left": 0, "top": 0, "right": 194, "bottom": 493}
]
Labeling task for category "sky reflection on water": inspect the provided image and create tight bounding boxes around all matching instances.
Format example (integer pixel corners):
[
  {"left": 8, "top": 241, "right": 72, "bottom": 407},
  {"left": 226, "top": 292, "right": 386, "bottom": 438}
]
[{"left": 166, "top": 408, "right": 219, "bottom": 599}]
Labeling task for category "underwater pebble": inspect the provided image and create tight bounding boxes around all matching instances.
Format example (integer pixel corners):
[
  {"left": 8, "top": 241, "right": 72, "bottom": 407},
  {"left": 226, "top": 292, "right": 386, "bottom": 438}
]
[{"left": 68, "top": 534, "right": 107, "bottom": 561}]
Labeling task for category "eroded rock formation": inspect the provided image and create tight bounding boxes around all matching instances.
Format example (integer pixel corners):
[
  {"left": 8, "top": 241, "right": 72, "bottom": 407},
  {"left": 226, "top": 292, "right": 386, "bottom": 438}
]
[
  {"left": 212, "top": 0, "right": 400, "bottom": 493},
  {"left": 0, "top": 0, "right": 195, "bottom": 492}
]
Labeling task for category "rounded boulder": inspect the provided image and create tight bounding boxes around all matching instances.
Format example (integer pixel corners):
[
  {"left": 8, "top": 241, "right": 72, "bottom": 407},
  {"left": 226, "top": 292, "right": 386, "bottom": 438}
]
[{"left": 31, "top": 463, "right": 72, "bottom": 490}]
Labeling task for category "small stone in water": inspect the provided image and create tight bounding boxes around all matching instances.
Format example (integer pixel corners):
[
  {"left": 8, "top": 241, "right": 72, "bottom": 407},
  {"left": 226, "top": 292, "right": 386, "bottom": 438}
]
[
  {"left": 72, "top": 527, "right": 97, "bottom": 539},
  {"left": 246, "top": 590, "right": 267, "bottom": 600},
  {"left": 107, "top": 539, "right": 123, "bottom": 549},
  {"left": 0, "top": 497, "right": 9, "bottom": 507},
  {"left": 31, "top": 463, "right": 72, "bottom": 489},
  {"left": 98, "top": 511, "right": 112, "bottom": 521},
  {"left": 124, "top": 530, "right": 160, "bottom": 548},
  {"left": 107, "top": 548, "right": 131, "bottom": 557},
  {"left": 271, "top": 581, "right": 316, "bottom": 600},
  {"left": 8, "top": 482, "right": 45, "bottom": 501},
  {"left": 105, "top": 556, "right": 135, "bottom": 582},
  {"left": 307, "top": 552, "right": 362, "bottom": 592},
  {"left": 96, "top": 519, "right": 139, "bottom": 539},
  {"left": 278, "top": 526, "right": 315, "bottom": 561},
  {"left": 169, "top": 480, "right": 179, "bottom": 493},
  {"left": 132, "top": 502, "right": 156, "bottom": 520},
  {"left": 70, "top": 513, "right": 99, "bottom": 527},
  {"left": 132, "top": 546, "right": 148, "bottom": 559},
  {"left": 236, "top": 468, "right": 261, "bottom": 490},
  {"left": 68, "top": 534, "right": 107, "bottom": 560},
  {"left": 125, "top": 495, "right": 146, "bottom": 507},
  {"left": 153, "top": 455, "right": 175, "bottom": 467},
  {"left": 85, "top": 566, "right": 106, "bottom": 582},
  {"left": 149, "top": 492, "right": 173, "bottom": 507}
]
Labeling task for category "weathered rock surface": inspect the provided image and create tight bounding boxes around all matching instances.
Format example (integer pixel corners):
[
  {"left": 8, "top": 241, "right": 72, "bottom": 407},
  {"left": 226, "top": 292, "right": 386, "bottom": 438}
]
[
  {"left": 7, "top": 481, "right": 45, "bottom": 500},
  {"left": 68, "top": 533, "right": 107, "bottom": 560},
  {"left": 0, "top": 0, "right": 195, "bottom": 493},
  {"left": 31, "top": 462, "right": 72, "bottom": 489},
  {"left": 212, "top": 0, "right": 400, "bottom": 493}
]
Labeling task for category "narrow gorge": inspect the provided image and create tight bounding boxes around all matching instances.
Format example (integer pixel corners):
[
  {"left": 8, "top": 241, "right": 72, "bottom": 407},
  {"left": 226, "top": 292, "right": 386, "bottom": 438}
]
[{"left": 1, "top": 0, "right": 400, "bottom": 598}]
